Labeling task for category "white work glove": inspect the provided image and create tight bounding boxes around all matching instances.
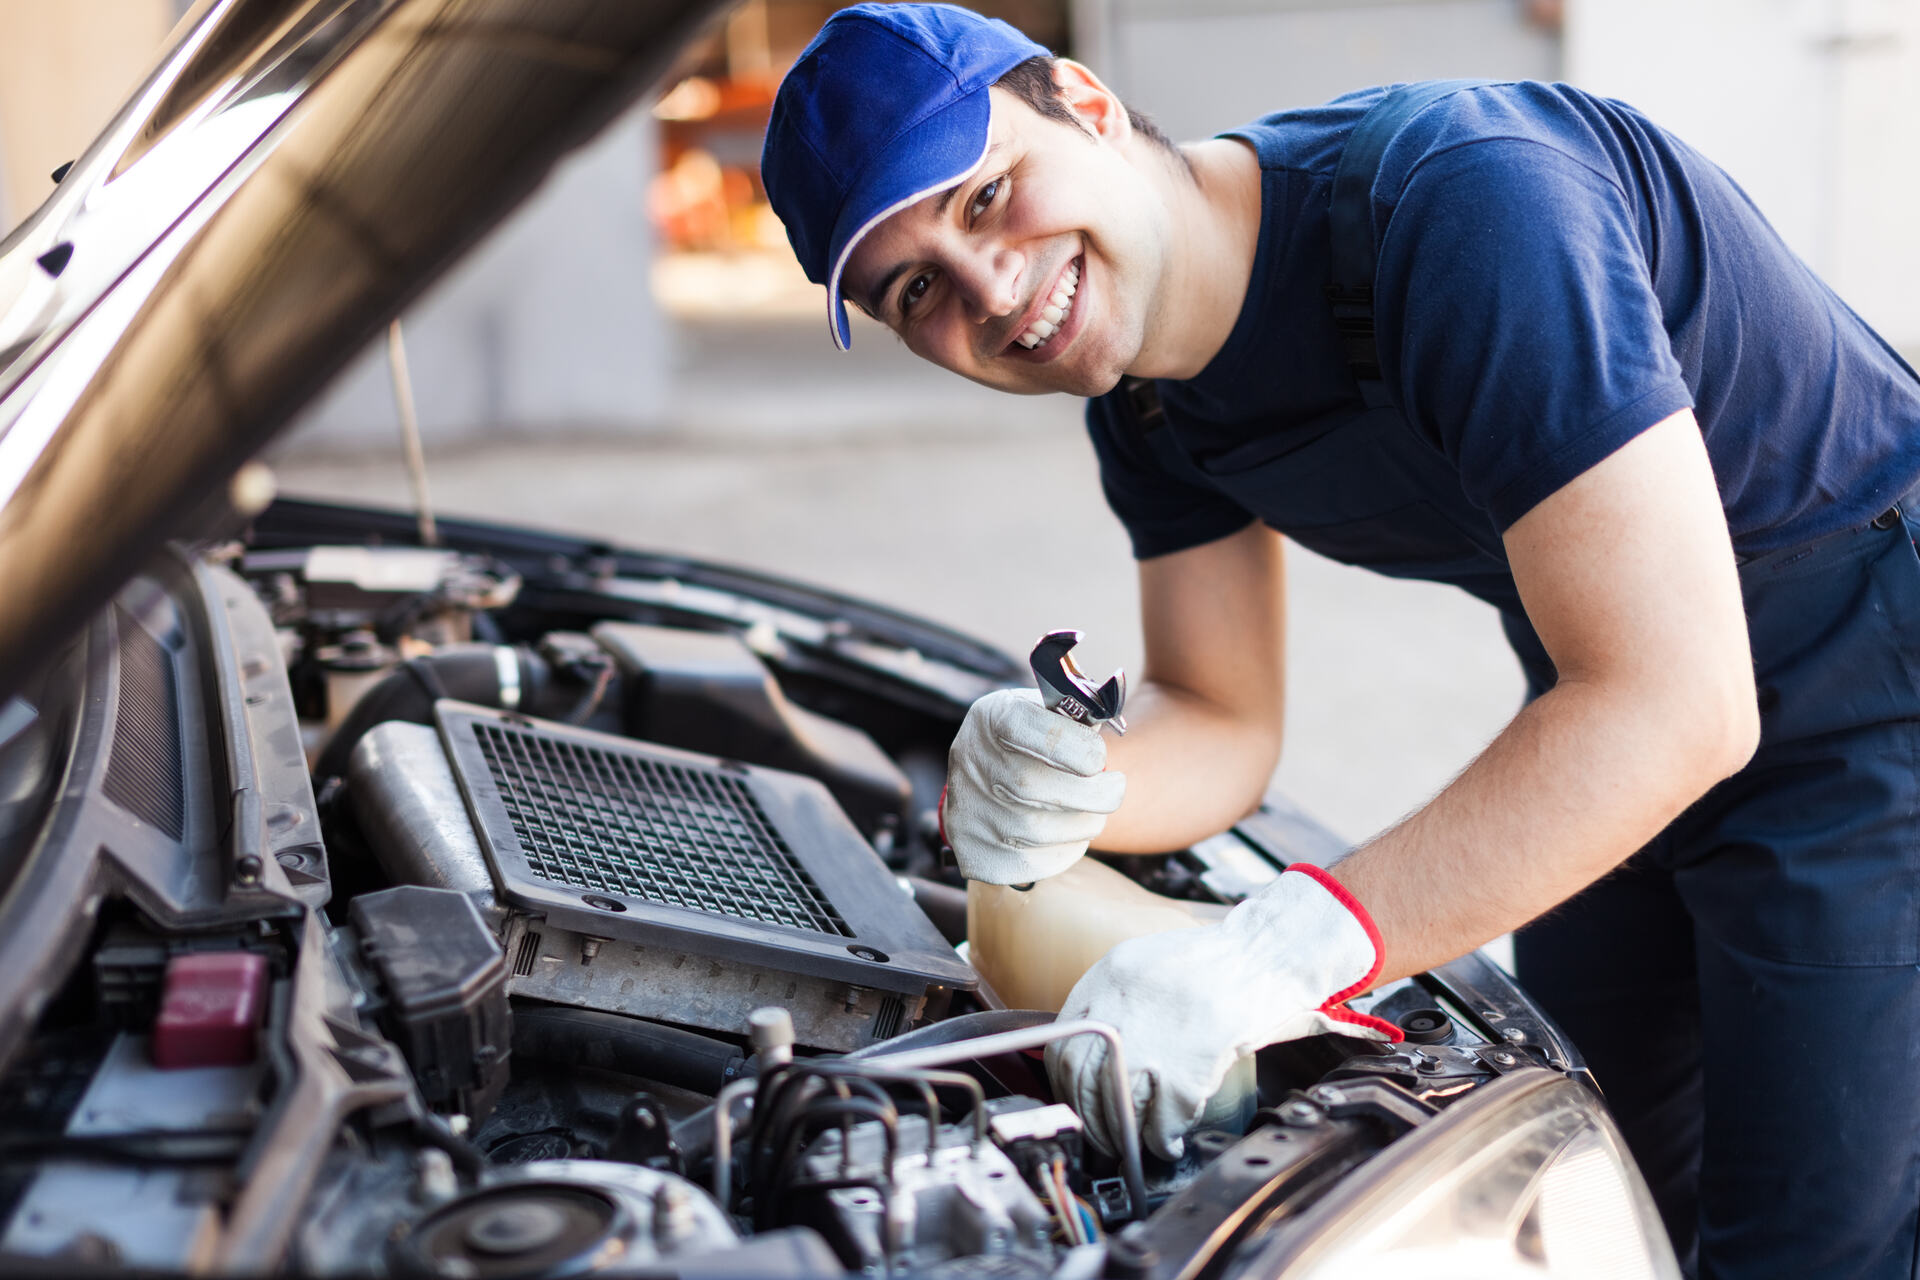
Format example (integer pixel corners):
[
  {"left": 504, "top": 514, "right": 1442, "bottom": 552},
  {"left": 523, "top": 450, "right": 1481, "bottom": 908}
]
[
  {"left": 940, "top": 688, "right": 1127, "bottom": 885},
  {"left": 1045, "top": 864, "right": 1402, "bottom": 1161}
]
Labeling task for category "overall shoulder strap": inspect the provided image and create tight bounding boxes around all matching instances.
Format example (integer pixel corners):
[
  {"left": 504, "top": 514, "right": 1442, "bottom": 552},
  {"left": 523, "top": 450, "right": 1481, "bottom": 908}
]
[{"left": 1326, "top": 79, "right": 1490, "bottom": 409}]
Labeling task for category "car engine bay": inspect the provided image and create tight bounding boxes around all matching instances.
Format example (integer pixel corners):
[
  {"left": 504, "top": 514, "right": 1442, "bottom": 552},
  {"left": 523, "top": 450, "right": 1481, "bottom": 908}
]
[{"left": 0, "top": 502, "right": 1599, "bottom": 1278}]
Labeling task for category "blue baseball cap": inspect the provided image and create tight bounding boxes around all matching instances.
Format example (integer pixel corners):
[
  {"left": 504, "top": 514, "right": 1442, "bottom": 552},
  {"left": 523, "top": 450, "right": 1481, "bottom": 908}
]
[{"left": 761, "top": 4, "right": 1049, "bottom": 349}]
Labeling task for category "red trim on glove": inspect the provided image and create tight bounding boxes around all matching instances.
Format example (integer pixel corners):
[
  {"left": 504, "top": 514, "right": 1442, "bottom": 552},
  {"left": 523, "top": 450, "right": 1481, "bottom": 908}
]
[
  {"left": 937, "top": 782, "right": 951, "bottom": 852},
  {"left": 1286, "top": 863, "right": 1405, "bottom": 1043},
  {"left": 1318, "top": 1003, "right": 1405, "bottom": 1039}
]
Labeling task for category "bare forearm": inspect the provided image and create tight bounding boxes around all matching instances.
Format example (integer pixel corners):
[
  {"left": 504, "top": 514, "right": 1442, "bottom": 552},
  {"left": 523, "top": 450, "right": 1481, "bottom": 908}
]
[
  {"left": 1095, "top": 523, "right": 1288, "bottom": 853},
  {"left": 1332, "top": 673, "right": 1754, "bottom": 984},
  {"left": 1092, "top": 677, "right": 1282, "bottom": 853},
  {"left": 1330, "top": 413, "right": 1759, "bottom": 984}
]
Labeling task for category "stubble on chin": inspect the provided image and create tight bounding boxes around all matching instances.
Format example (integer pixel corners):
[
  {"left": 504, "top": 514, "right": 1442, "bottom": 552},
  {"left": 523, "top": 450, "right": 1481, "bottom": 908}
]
[{"left": 917, "top": 330, "right": 1126, "bottom": 398}]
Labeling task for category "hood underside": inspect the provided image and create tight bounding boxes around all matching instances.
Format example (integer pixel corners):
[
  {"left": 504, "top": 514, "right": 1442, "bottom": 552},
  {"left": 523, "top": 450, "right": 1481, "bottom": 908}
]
[{"left": 0, "top": 0, "right": 727, "bottom": 699}]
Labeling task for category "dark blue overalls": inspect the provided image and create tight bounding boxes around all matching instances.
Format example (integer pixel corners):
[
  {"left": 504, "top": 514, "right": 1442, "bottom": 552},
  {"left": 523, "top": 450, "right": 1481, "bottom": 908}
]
[{"left": 1119, "top": 82, "right": 1920, "bottom": 1279}]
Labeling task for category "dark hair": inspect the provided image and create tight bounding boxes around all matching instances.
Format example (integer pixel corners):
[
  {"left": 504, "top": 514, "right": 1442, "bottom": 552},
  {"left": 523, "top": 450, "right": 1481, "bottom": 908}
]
[{"left": 993, "top": 56, "right": 1189, "bottom": 170}]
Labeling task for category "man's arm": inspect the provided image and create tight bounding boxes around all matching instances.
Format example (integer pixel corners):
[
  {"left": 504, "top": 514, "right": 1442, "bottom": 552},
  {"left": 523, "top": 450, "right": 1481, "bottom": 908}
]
[
  {"left": 936, "top": 518, "right": 1282, "bottom": 884},
  {"left": 1045, "top": 409, "right": 1756, "bottom": 1158},
  {"left": 1332, "top": 407, "right": 1759, "bottom": 982},
  {"left": 1094, "top": 519, "right": 1290, "bottom": 852}
]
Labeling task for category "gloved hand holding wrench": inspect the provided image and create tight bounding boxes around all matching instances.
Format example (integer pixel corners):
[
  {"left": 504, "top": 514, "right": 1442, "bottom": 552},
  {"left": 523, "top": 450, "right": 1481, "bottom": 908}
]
[
  {"left": 945, "top": 629, "right": 1400, "bottom": 1163},
  {"left": 939, "top": 629, "right": 1129, "bottom": 885}
]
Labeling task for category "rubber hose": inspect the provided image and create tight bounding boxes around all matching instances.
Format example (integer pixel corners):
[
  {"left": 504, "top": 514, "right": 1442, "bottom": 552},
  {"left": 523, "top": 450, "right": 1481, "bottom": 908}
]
[
  {"left": 905, "top": 876, "right": 968, "bottom": 946},
  {"left": 511, "top": 1002, "right": 748, "bottom": 1096},
  {"left": 315, "top": 644, "right": 546, "bottom": 781}
]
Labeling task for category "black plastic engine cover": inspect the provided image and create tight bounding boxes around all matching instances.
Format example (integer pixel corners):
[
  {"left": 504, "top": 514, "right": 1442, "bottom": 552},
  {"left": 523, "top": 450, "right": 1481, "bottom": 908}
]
[{"left": 349, "top": 885, "right": 510, "bottom": 1119}]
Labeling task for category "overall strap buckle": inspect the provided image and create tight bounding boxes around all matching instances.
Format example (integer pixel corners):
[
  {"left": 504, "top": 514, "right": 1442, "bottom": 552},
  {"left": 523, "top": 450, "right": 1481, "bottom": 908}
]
[{"left": 1118, "top": 375, "right": 1166, "bottom": 436}]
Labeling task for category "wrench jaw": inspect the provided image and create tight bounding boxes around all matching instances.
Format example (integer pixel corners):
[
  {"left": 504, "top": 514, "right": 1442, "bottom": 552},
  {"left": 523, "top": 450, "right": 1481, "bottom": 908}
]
[
  {"left": 1091, "top": 672, "right": 1128, "bottom": 735},
  {"left": 1030, "top": 629, "right": 1129, "bottom": 735}
]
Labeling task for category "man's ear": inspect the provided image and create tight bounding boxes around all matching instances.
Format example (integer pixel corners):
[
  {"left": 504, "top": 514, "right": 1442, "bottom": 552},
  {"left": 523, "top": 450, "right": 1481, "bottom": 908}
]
[{"left": 1051, "top": 58, "right": 1130, "bottom": 142}]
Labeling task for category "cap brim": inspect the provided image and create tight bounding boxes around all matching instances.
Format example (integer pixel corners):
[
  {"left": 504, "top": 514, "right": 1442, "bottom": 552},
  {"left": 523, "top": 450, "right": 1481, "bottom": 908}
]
[{"left": 822, "top": 90, "right": 995, "bottom": 350}]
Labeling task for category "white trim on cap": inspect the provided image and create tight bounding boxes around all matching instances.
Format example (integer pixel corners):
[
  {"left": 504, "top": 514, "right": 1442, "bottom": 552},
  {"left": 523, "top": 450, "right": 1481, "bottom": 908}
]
[{"left": 823, "top": 103, "right": 995, "bottom": 351}]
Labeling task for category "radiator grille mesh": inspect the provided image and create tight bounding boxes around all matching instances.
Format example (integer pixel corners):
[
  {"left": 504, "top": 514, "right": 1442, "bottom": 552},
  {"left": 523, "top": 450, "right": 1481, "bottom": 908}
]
[
  {"left": 473, "top": 723, "right": 851, "bottom": 937},
  {"left": 103, "top": 608, "right": 184, "bottom": 839}
]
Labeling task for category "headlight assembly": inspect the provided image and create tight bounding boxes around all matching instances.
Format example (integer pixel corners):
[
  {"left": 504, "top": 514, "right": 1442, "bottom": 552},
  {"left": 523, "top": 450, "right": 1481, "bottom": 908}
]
[{"left": 1241, "top": 1068, "right": 1681, "bottom": 1280}]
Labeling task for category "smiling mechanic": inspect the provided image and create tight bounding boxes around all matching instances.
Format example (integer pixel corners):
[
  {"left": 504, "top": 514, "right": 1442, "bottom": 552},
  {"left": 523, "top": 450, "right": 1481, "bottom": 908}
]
[{"left": 760, "top": 5, "right": 1920, "bottom": 1276}]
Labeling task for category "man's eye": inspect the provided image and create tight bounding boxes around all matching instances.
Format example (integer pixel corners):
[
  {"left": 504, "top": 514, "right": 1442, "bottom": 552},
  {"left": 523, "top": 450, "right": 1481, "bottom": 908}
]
[
  {"left": 900, "top": 272, "right": 933, "bottom": 312},
  {"left": 968, "top": 178, "right": 1001, "bottom": 221}
]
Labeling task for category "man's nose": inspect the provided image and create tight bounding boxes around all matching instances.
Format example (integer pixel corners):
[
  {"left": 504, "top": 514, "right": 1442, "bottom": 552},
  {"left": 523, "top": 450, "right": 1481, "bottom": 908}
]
[{"left": 950, "top": 245, "right": 1022, "bottom": 323}]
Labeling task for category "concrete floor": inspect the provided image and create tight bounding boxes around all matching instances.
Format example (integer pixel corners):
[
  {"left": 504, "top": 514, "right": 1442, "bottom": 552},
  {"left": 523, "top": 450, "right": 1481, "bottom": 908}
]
[{"left": 273, "top": 311, "right": 1527, "bottom": 852}]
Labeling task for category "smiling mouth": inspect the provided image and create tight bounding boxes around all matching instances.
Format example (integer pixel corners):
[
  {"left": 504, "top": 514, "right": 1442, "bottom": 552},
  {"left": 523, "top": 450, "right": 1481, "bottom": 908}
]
[{"left": 1010, "top": 257, "right": 1081, "bottom": 354}]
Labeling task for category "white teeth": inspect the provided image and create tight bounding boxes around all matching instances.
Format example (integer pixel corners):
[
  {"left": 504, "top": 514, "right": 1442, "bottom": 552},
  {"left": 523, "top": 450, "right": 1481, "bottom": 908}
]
[{"left": 1015, "top": 260, "right": 1082, "bottom": 352}]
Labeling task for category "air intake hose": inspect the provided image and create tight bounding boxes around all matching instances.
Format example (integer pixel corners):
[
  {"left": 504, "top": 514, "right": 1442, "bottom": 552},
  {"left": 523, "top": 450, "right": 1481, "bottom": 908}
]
[
  {"left": 316, "top": 644, "right": 553, "bottom": 782},
  {"left": 510, "top": 1002, "right": 749, "bottom": 1096}
]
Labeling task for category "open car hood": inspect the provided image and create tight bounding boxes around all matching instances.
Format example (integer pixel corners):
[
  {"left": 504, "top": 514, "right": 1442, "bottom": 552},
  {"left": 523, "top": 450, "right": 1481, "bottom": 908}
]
[{"left": 0, "top": 0, "right": 726, "bottom": 699}]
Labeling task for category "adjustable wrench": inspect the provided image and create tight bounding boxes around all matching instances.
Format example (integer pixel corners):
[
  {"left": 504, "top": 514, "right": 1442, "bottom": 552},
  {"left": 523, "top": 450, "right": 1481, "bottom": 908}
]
[{"left": 1029, "top": 629, "right": 1128, "bottom": 735}]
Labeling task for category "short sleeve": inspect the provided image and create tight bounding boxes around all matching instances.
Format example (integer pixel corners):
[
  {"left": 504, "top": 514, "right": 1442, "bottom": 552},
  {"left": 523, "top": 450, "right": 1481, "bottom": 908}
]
[
  {"left": 1084, "top": 391, "right": 1256, "bottom": 560},
  {"left": 1376, "top": 138, "right": 1695, "bottom": 530}
]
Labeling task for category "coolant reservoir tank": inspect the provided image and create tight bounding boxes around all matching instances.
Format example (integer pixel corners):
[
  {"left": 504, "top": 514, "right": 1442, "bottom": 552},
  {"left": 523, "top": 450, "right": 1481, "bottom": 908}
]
[{"left": 966, "top": 857, "right": 1229, "bottom": 1013}]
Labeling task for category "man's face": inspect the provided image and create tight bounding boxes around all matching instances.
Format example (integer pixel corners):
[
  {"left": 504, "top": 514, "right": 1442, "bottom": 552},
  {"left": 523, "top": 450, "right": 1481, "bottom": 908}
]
[{"left": 839, "top": 83, "right": 1169, "bottom": 397}]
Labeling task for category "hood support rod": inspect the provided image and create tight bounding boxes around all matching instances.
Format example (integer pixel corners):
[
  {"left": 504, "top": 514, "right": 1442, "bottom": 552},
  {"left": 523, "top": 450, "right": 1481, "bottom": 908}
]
[{"left": 387, "top": 319, "right": 439, "bottom": 548}]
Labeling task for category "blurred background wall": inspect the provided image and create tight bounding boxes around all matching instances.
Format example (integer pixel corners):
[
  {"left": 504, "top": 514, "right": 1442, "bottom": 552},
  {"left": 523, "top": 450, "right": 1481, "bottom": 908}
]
[
  {"left": 1077, "top": 0, "right": 1560, "bottom": 137},
  {"left": 0, "top": 0, "right": 178, "bottom": 230},
  {"left": 285, "top": 110, "right": 671, "bottom": 449},
  {"left": 1563, "top": 0, "right": 1920, "bottom": 370}
]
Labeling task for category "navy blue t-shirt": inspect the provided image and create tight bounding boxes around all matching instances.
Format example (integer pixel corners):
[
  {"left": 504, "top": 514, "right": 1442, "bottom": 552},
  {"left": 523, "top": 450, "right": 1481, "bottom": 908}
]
[{"left": 1086, "top": 81, "right": 1920, "bottom": 570}]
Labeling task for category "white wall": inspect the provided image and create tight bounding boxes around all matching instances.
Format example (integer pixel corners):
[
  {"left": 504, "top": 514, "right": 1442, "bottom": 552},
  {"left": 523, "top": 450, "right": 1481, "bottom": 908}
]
[
  {"left": 1831, "top": 5, "right": 1920, "bottom": 351},
  {"left": 1079, "top": 0, "right": 1560, "bottom": 139},
  {"left": 1565, "top": 0, "right": 1920, "bottom": 352}
]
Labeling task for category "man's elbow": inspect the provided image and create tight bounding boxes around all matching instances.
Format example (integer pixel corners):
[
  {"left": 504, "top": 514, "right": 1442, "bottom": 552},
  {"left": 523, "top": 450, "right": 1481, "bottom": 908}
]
[
  {"left": 1217, "top": 711, "right": 1284, "bottom": 821},
  {"left": 1688, "top": 664, "right": 1761, "bottom": 787},
  {"left": 1723, "top": 682, "right": 1762, "bottom": 777},
  {"left": 1223, "top": 705, "right": 1286, "bottom": 826},
  {"left": 1605, "top": 650, "right": 1759, "bottom": 800}
]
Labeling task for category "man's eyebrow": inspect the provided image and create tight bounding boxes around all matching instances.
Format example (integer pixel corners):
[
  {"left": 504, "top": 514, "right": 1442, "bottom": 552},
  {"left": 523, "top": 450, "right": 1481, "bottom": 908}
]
[
  {"left": 932, "top": 181, "right": 965, "bottom": 219},
  {"left": 934, "top": 140, "right": 1004, "bottom": 217},
  {"left": 863, "top": 261, "right": 912, "bottom": 320},
  {"left": 859, "top": 141, "right": 1005, "bottom": 318}
]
